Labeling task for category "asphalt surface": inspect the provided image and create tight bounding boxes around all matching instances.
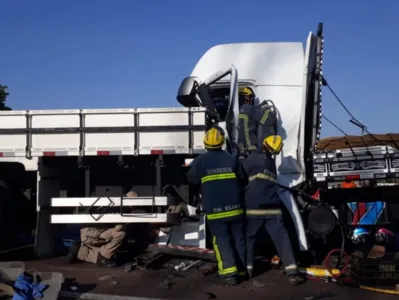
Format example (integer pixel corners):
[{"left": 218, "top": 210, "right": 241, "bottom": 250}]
[{"left": 22, "top": 257, "right": 399, "bottom": 300}]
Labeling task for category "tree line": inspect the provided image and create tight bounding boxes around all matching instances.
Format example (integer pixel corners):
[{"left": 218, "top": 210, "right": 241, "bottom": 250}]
[{"left": 0, "top": 84, "right": 11, "bottom": 110}]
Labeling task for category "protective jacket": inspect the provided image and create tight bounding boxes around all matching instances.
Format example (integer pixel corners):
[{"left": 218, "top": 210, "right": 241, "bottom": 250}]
[
  {"left": 238, "top": 103, "right": 277, "bottom": 154},
  {"left": 187, "top": 150, "right": 248, "bottom": 221},
  {"left": 240, "top": 152, "right": 281, "bottom": 218}
]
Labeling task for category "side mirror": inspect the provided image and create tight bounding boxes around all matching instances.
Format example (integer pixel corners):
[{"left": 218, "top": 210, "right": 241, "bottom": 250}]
[{"left": 177, "top": 76, "right": 200, "bottom": 107}]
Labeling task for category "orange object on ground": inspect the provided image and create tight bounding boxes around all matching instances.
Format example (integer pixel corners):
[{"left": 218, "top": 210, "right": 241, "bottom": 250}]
[{"left": 341, "top": 181, "right": 357, "bottom": 189}]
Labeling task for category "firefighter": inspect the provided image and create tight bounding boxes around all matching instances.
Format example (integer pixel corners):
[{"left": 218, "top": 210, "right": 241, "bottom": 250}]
[
  {"left": 238, "top": 87, "right": 277, "bottom": 156},
  {"left": 186, "top": 126, "right": 248, "bottom": 286},
  {"left": 241, "top": 135, "right": 305, "bottom": 285}
]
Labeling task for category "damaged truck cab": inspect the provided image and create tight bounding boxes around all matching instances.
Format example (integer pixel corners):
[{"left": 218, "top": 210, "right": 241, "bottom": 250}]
[{"left": 176, "top": 23, "right": 324, "bottom": 253}]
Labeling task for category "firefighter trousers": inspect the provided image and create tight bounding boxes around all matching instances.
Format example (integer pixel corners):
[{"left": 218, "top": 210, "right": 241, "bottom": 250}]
[
  {"left": 77, "top": 226, "right": 126, "bottom": 264},
  {"left": 207, "top": 218, "right": 246, "bottom": 278},
  {"left": 246, "top": 216, "right": 299, "bottom": 276}
]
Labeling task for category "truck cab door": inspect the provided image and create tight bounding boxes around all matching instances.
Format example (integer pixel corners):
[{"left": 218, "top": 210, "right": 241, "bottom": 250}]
[{"left": 177, "top": 65, "right": 240, "bottom": 156}]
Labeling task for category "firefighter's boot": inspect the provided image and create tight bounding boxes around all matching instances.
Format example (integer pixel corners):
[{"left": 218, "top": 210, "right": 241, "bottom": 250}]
[{"left": 288, "top": 274, "right": 306, "bottom": 286}]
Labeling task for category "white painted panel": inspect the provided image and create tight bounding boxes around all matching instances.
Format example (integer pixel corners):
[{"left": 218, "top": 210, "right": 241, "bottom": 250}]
[
  {"left": 193, "top": 131, "right": 205, "bottom": 150},
  {"left": 84, "top": 113, "right": 135, "bottom": 127},
  {"left": 31, "top": 114, "right": 80, "bottom": 128},
  {"left": 31, "top": 134, "right": 80, "bottom": 150},
  {"left": 85, "top": 132, "right": 135, "bottom": 149},
  {"left": 139, "top": 132, "right": 189, "bottom": 150},
  {"left": 51, "top": 213, "right": 179, "bottom": 224},
  {"left": 51, "top": 197, "right": 176, "bottom": 207},
  {"left": 0, "top": 157, "right": 38, "bottom": 171},
  {"left": 0, "top": 115, "right": 26, "bottom": 129},
  {"left": 138, "top": 112, "right": 189, "bottom": 126},
  {"left": 0, "top": 135, "right": 26, "bottom": 152},
  {"left": 192, "top": 111, "right": 206, "bottom": 125}
]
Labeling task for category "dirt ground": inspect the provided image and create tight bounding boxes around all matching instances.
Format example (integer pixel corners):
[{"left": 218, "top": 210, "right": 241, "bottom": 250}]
[{"left": 23, "top": 257, "right": 399, "bottom": 300}]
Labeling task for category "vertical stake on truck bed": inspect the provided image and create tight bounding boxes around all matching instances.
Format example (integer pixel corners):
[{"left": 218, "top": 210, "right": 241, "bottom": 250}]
[
  {"left": 25, "top": 111, "right": 32, "bottom": 159},
  {"left": 155, "top": 155, "right": 163, "bottom": 214},
  {"left": 188, "top": 108, "right": 193, "bottom": 155},
  {"left": 78, "top": 110, "right": 85, "bottom": 167},
  {"left": 134, "top": 109, "right": 139, "bottom": 155}
]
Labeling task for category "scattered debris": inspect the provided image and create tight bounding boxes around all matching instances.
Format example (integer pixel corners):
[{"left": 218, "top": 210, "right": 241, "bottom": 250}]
[
  {"left": 242, "top": 279, "right": 267, "bottom": 291},
  {"left": 156, "top": 277, "right": 175, "bottom": 290},
  {"left": 205, "top": 291, "right": 217, "bottom": 299},
  {"left": 124, "top": 261, "right": 137, "bottom": 272},
  {"left": 252, "top": 280, "right": 266, "bottom": 288},
  {"left": 125, "top": 251, "right": 164, "bottom": 271},
  {"left": 97, "top": 275, "right": 113, "bottom": 281},
  {"left": 69, "top": 285, "right": 78, "bottom": 291},
  {"left": 174, "top": 260, "right": 201, "bottom": 271}
]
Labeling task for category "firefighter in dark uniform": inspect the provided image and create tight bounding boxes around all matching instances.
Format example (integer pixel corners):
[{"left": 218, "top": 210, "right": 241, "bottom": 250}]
[
  {"left": 187, "top": 126, "right": 248, "bottom": 286},
  {"left": 238, "top": 87, "right": 277, "bottom": 156},
  {"left": 241, "top": 135, "right": 305, "bottom": 285}
]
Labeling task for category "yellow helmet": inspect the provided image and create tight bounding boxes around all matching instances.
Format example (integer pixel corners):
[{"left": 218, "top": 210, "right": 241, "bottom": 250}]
[
  {"left": 239, "top": 87, "right": 253, "bottom": 96},
  {"left": 263, "top": 135, "right": 283, "bottom": 154},
  {"left": 204, "top": 126, "right": 225, "bottom": 149}
]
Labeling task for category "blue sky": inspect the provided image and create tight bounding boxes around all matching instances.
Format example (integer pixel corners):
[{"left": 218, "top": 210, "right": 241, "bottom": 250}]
[{"left": 1, "top": 0, "right": 398, "bottom": 137}]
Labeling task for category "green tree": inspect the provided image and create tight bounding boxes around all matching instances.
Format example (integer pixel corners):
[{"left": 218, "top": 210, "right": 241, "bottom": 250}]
[{"left": 0, "top": 84, "right": 11, "bottom": 110}]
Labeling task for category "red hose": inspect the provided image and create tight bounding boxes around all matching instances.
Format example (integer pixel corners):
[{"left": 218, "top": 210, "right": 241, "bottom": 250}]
[{"left": 324, "top": 248, "right": 350, "bottom": 278}]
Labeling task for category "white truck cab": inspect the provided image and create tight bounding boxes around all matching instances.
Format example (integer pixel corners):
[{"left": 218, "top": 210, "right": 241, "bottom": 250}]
[{"left": 176, "top": 23, "right": 324, "bottom": 251}]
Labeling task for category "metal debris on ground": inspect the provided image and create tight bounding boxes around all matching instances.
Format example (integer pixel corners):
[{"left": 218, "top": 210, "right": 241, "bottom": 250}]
[
  {"left": 69, "top": 285, "right": 78, "bottom": 291},
  {"left": 174, "top": 260, "right": 201, "bottom": 271},
  {"left": 304, "top": 291, "right": 338, "bottom": 300},
  {"left": 124, "top": 261, "right": 136, "bottom": 272},
  {"left": 242, "top": 279, "right": 267, "bottom": 291},
  {"left": 97, "top": 275, "right": 113, "bottom": 281},
  {"left": 125, "top": 251, "right": 164, "bottom": 271}
]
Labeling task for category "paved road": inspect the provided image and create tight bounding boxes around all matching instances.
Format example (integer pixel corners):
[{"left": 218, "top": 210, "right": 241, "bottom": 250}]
[{"left": 25, "top": 258, "right": 399, "bottom": 300}]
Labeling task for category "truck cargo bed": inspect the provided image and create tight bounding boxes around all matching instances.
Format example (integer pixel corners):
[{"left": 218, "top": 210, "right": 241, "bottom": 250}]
[
  {"left": 313, "top": 134, "right": 399, "bottom": 182},
  {"left": 0, "top": 107, "right": 207, "bottom": 157}
]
